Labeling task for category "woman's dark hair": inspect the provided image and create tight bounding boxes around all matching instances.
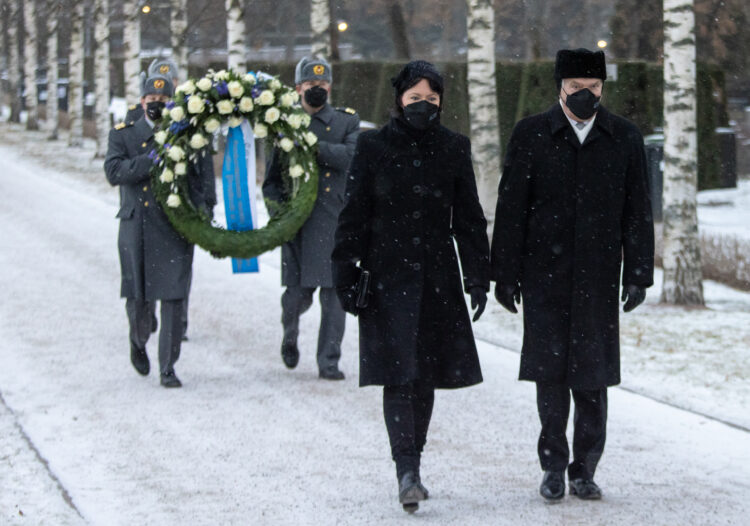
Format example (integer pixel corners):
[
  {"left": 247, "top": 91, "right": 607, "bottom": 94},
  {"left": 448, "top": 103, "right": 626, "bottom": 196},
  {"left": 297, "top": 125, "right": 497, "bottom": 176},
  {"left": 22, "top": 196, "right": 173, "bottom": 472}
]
[{"left": 391, "top": 60, "right": 444, "bottom": 114}]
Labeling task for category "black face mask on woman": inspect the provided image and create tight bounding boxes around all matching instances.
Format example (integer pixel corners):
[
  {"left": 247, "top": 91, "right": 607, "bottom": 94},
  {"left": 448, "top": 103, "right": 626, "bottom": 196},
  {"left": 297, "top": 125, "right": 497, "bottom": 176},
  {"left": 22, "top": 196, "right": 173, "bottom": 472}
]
[
  {"left": 562, "top": 87, "right": 601, "bottom": 120},
  {"left": 304, "top": 86, "right": 328, "bottom": 108},
  {"left": 402, "top": 100, "right": 440, "bottom": 130},
  {"left": 145, "top": 101, "right": 166, "bottom": 122}
]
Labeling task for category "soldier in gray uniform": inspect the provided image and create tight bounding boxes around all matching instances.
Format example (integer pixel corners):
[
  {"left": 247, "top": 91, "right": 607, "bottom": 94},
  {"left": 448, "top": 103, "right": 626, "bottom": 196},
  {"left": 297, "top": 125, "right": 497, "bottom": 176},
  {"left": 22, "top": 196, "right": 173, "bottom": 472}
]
[
  {"left": 124, "top": 58, "right": 180, "bottom": 124},
  {"left": 104, "top": 74, "right": 216, "bottom": 388},
  {"left": 263, "top": 56, "right": 360, "bottom": 380}
]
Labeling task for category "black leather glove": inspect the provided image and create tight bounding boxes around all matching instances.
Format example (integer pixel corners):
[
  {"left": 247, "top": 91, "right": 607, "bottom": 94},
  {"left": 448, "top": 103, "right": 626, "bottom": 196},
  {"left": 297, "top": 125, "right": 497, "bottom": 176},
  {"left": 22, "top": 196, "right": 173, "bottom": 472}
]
[
  {"left": 469, "top": 286, "right": 487, "bottom": 322},
  {"left": 494, "top": 283, "right": 521, "bottom": 313},
  {"left": 622, "top": 284, "right": 646, "bottom": 312},
  {"left": 336, "top": 286, "right": 360, "bottom": 316}
]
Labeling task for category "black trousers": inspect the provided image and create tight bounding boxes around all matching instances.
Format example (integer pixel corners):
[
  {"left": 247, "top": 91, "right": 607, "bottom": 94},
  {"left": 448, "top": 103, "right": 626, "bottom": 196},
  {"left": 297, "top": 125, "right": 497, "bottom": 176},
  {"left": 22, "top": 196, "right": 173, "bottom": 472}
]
[
  {"left": 383, "top": 380, "right": 435, "bottom": 479},
  {"left": 126, "top": 298, "right": 184, "bottom": 376},
  {"left": 536, "top": 382, "right": 608, "bottom": 481}
]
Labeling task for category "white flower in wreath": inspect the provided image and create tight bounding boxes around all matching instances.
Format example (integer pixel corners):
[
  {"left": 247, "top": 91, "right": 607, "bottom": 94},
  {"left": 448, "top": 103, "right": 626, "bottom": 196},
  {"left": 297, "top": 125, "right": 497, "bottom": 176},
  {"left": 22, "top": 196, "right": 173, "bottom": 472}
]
[
  {"left": 239, "top": 97, "right": 254, "bottom": 113},
  {"left": 196, "top": 77, "right": 213, "bottom": 92},
  {"left": 257, "top": 90, "right": 275, "bottom": 106},
  {"left": 169, "top": 106, "right": 186, "bottom": 122},
  {"left": 279, "top": 92, "right": 295, "bottom": 108},
  {"left": 279, "top": 137, "right": 294, "bottom": 152},
  {"left": 214, "top": 69, "right": 229, "bottom": 81},
  {"left": 189, "top": 133, "right": 209, "bottom": 150},
  {"left": 175, "top": 162, "right": 187, "bottom": 176},
  {"left": 301, "top": 113, "right": 311, "bottom": 127},
  {"left": 166, "top": 194, "right": 182, "bottom": 208},
  {"left": 204, "top": 117, "right": 221, "bottom": 134},
  {"left": 159, "top": 168, "right": 174, "bottom": 183},
  {"left": 187, "top": 96, "right": 205, "bottom": 114},
  {"left": 176, "top": 80, "right": 196, "bottom": 95},
  {"left": 304, "top": 131, "right": 318, "bottom": 146},
  {"left": 154, "top": 130, "right": 168, "bottom": 145},
  {"left": 289, "top": 164, "right": 304, "bottom": 178},
  {"left": 269, "top": 78, "right": 282, "bottom": 91},
  {"left": 228, "top": 81, "right": 244, "bottom": 98},
  {"left": 217, "top": 100, "right": 234, "bottom": 115},
  {"left": 168, "top": 146, "right": 185, "bottom": 162},
  {"left": 264, "top": 107, "right": 280, "bottom": 124},
  {"left": 287, "top": 113, "right": 303, "bottom": 129},
  {"left": 228, "top": 116, "right": 243, "bottom": 128},
  {"left": 244, "top": 73, "right": 257, "bottom": 85},
  {"left": 253, "top": 123, "right": 268, "bottom": 138}
]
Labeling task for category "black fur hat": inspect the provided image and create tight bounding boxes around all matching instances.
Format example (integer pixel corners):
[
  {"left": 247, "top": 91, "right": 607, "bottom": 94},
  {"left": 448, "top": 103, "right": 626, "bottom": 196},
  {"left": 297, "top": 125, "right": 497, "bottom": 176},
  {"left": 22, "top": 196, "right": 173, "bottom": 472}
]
[
  {"left": 391, "top": 60, "right": 444, "bottom": 104},
  {"left": 554, "top": 48, "right": 607, "bottom": 88}
]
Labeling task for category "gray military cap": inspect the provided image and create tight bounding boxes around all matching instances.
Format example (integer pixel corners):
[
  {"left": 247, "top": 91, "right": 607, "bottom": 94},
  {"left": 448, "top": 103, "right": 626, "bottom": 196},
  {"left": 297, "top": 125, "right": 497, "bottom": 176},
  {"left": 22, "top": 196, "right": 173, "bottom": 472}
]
[
  {"left": 141, "top": 74, "right": 174, "bottom": 97},
  {"left": 295, "top": 56, "right": 333, "bottom": 84},
  {"left": 148, "top": 58, "right": 179, "bottom": 82}
]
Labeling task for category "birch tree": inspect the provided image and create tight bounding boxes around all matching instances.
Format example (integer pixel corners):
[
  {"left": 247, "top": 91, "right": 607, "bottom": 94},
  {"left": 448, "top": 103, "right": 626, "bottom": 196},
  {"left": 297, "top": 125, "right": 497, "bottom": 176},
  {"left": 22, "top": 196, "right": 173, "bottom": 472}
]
[
  {"left": 93, "top": 0, "right": 110, "bottom": 157},
  {"left": 46, "top": 0, "right": 59, "bottom": 139},
  {"left": 467, "top": 0, "right": 501, "bottom": 230},
  {"left": 8, "top": 0, "right": 21, "bottom": 123},
  {"left": 122, "top": 0, "right": 141, "bottom": 105},
  {"left": 310, "top": 0, "right": 330, "bottom": 59},
  {"left": 170, "top": 0, "right": 188, "bottom": 74},
  {"left": 23, "top": 0, "right": 39, "bottom": 129},
  {"left": 67, "top": 0, "right": 84, "bottom": 147},
  {"left": 225, "top": 0, "right": 246, "bottom": 71},
  {"left": 661, "top": 0, "right": 704, "bottom": 305}
]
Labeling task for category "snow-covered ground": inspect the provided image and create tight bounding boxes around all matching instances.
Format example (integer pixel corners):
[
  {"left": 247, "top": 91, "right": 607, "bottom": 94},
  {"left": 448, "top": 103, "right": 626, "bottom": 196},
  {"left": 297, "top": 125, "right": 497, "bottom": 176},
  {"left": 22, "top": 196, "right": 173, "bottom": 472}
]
[{"left": 1, "top": 124, "right": 749, "bottom": 525}]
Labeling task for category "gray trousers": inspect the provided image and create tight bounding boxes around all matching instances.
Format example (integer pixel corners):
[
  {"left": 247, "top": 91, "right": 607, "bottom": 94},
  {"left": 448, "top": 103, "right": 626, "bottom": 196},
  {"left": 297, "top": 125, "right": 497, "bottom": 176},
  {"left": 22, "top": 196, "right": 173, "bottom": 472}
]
[
  {"left": 127, "top": 298, "right": 184, "bottom": 376},
  {"left": 148, "top": 270, "right": 191, "bottom": 337},
  {"left": 281, "top": 286, "right": 345, "bottom": 372}
]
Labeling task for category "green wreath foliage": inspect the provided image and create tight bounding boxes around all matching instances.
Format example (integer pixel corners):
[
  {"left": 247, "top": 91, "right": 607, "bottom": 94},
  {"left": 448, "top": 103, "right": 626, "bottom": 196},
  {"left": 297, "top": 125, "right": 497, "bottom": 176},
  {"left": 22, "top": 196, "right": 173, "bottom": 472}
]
[{"left": 149, "top": 69, "right": 318, "bottom": 259}]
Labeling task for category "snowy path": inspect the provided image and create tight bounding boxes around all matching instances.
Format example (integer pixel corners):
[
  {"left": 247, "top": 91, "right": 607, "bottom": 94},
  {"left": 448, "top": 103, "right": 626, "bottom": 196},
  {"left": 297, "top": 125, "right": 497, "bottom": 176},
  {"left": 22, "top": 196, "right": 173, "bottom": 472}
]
[{"left": 1, "top": 138, "right": 749, "bottom": 525}]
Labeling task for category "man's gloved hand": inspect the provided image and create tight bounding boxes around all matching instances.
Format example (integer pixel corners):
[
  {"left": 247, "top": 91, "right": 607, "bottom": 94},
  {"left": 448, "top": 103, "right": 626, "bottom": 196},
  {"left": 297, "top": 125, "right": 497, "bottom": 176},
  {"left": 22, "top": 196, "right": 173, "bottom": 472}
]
[
  {"left": 494, "top": 283, "right": 521, "bottom": 313},
  {"left": 469, "top": 286, "right": 487, "bottom": 322},
  {"left": 622, "top": 284, "right": 646, "bottom": 312},
  {"left": 336, "top": 286, "right": 360, "bottom": 316}
]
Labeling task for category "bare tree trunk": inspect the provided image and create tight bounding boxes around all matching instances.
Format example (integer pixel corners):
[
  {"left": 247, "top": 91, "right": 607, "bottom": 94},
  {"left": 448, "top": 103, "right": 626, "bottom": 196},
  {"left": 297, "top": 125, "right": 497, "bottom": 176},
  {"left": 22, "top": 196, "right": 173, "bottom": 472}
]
[
  {"left": 93, "top": 0, "right": 110, "bottom": 158},
  {"left": 387, "top": 0, "right": 410, "bottom": 60},
  {"left": 310, "top": 0, "right": 330, "bottom": 59},
  {"left": 661, "top": 0, "right": 704, "bottom": 305},
  {"left": 170, "top": 0, "right": 188, "bottom": 74},
  {"left": 328, "top": 0, "right": 339, "bottom": 61},
  {"left": 68, "top": 0, "right": 84, "bottom": 147},
  {"left": 8, "top": 0, "right": 21, "bottom": 123},
  {"left": 225, "top": 0, "right": 246, "bottom": 71},
  {"left": 466, "top": 0, "right": 501, "bottom": 232},
  {"left": 122, "top": 0, "right": 141, "bottom": 105},
  {"left": 23, "top": 0, "right": 39, "bottom": 129},
  {"left": 46, "top": 0, "right": 59, "bottom": 139}
]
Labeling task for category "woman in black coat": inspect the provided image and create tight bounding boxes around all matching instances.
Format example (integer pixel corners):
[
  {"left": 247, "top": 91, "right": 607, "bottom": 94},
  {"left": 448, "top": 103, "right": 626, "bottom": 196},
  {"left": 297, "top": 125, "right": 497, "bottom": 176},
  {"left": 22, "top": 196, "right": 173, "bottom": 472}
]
[{"left": 331, "top": 61, "right": 490, "bottom": 513}]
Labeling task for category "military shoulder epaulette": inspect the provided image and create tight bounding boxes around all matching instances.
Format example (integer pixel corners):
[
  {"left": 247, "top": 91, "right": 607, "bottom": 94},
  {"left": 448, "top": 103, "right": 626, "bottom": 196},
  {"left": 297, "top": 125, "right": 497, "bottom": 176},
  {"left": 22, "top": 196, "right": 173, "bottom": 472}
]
[
  {"left": 113, "top": 121, "right": 133, "bottom": 130},
  {"left": 128, "top": 104, "right": 137, "bottom": 110},
  {"left": 337, "top": 107, "right": 357, "bottom": 115}
]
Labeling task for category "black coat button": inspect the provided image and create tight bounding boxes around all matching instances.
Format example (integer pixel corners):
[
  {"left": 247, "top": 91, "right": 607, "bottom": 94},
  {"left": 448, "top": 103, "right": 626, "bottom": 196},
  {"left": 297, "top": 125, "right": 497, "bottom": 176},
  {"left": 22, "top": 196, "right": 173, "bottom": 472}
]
[
  {"left": 412, "top": 237, "right": 421, "bottom": 245},
  {"left": 412, "top": 262, "right": 421, "bottom": 271},
  {"left": 412, "top": 211, "right": 421, "bottom": 219},
  {"left": 413, "top": 159, "right": 422, "bottom": 167},
  {"left": 412, "top": 185, "right": 421, "bottom": 194}
]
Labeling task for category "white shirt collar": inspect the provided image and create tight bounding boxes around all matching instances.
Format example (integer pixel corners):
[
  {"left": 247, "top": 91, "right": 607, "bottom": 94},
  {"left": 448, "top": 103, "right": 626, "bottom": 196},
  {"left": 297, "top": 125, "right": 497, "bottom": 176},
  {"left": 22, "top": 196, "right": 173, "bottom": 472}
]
[{"left": 559, "top": 99, "right": 596, "bottom": 144}]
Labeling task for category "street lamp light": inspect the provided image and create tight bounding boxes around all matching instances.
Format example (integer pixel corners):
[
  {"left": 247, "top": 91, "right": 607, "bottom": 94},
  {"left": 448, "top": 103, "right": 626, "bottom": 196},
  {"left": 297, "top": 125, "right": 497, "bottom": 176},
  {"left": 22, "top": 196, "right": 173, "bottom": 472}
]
[
  {"left": 597, "top": 40, "right": 608, "bottom": 49},
  {"left": 337, "top": 21, "right": 348, "bottom": 32},
  {"left": 142, "top": 4, "right": 151, "bottom": 13}
]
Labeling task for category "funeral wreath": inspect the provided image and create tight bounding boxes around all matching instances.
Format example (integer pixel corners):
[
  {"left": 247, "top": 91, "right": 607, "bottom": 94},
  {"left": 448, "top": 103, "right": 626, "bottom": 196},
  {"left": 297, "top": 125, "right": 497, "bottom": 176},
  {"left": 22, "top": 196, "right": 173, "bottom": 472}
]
[{"left": 149, "top": 68, "right": 318, "bottom": 259}]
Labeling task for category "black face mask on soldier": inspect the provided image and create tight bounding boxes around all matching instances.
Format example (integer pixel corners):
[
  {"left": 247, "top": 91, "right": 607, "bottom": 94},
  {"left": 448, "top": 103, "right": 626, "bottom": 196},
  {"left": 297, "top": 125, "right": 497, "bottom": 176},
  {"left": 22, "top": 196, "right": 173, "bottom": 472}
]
[
  {"left": 562, "top": 87, "right": 601, "bottom": 120},
  {"left": 402, "top": 100, "right": 440, "bottom": 131},
  {"left": 145, "top": 101, "right": 166, "bottom": 122},
  {"left": 304, "top": 86, "right": 328, "bottom": 108}
]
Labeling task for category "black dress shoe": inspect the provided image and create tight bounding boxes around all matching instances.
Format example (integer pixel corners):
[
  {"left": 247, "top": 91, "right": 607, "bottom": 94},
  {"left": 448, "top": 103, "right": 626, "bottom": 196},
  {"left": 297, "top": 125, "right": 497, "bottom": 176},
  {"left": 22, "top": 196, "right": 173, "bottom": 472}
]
[
  {"left": 569, "top": 478, "right": 602, "bottom": 500},
  {"left": 416, "top": 471, "right": 429, "bottom": 500},
  {"left": 540, "top": 471, "right": 565, "bottom": 501},
  {"left": 281, "top": 342, "right": 299, "bottom": 369},
  {"left": 130, "top": 346, "right": 150, "bottom": 376},
  {"left": 398, "top": 471, "right": 427, "bottom": 513},
  {"left": 318, "top": 367, "right": 345, "bottom": 380},
  {"left": 160, "top": 372, "right": 182, "bottom": 388}
]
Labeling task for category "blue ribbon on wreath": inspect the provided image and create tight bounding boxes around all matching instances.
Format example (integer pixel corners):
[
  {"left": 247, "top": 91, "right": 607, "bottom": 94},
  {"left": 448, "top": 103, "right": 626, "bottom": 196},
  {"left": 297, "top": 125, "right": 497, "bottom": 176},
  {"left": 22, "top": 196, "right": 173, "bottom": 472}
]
[{"left": 222, "top": 121, "right": 259, "bottom": 273}]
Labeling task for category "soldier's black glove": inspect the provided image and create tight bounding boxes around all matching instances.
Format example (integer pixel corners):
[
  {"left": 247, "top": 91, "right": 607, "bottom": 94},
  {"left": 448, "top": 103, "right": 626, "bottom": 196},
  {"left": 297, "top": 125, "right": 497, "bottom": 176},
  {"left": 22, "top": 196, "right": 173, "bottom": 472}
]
[
  {"left": 336, "top": 285, "right": 360, "bottom": 316},
  {"left": 469, "top": 286, "right": 487, "bottom": 322},
  {"left": 622, "top": 284, "right": 646, "bottom": 312},
  {"left": 494, "top": 283, "right": 521, "bottom": 313}
]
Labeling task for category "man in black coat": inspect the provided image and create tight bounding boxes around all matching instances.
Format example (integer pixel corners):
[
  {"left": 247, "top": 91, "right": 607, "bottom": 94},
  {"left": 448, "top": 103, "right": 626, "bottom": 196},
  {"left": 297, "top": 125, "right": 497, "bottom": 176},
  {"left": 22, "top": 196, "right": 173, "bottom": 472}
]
[
  {"left": 105, "top": 75, "right": 216, "bottom": 388},
  {"left": 490, "top": 49, "right": 654, "bottom": 500},
  {"left": 263, "top": 57, "right": 360, "bottom": 380}
]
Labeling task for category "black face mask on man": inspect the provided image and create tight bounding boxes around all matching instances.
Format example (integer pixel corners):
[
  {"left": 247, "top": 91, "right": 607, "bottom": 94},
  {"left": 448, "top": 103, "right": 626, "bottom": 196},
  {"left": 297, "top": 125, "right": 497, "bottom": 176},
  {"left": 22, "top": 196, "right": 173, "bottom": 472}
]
[
  {"left": 562, "top": 87, "right": 601, "bottom": 120},
  {"left": 402, "top": 100, "right": 440, "bottom": 131},
  {"left": 304, "top": 86, "right": 328, "bottom": 108},
  {"left": 145, "top": 101, "right": 166, "bottom": 122}
]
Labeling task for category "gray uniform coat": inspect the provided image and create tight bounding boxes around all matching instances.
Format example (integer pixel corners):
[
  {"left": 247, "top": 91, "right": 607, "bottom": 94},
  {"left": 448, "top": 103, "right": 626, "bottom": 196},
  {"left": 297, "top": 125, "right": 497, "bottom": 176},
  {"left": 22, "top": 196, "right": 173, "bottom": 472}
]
[
  {"left": 104, "top": 117, "right": 216, "bottom": 301},
  {"left": 263, "top": 104, "right": 360, "bottom": 288},
  {"left": 490, "top": 104, "right": 654, "bottom": 390}
]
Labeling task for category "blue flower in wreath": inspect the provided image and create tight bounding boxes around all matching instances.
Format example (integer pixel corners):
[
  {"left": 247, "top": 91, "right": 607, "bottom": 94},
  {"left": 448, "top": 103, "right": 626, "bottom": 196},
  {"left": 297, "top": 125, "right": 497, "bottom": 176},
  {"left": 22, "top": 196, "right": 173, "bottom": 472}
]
[{"left": 216, "top": 81, "right": 229, "bottom": 96}]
